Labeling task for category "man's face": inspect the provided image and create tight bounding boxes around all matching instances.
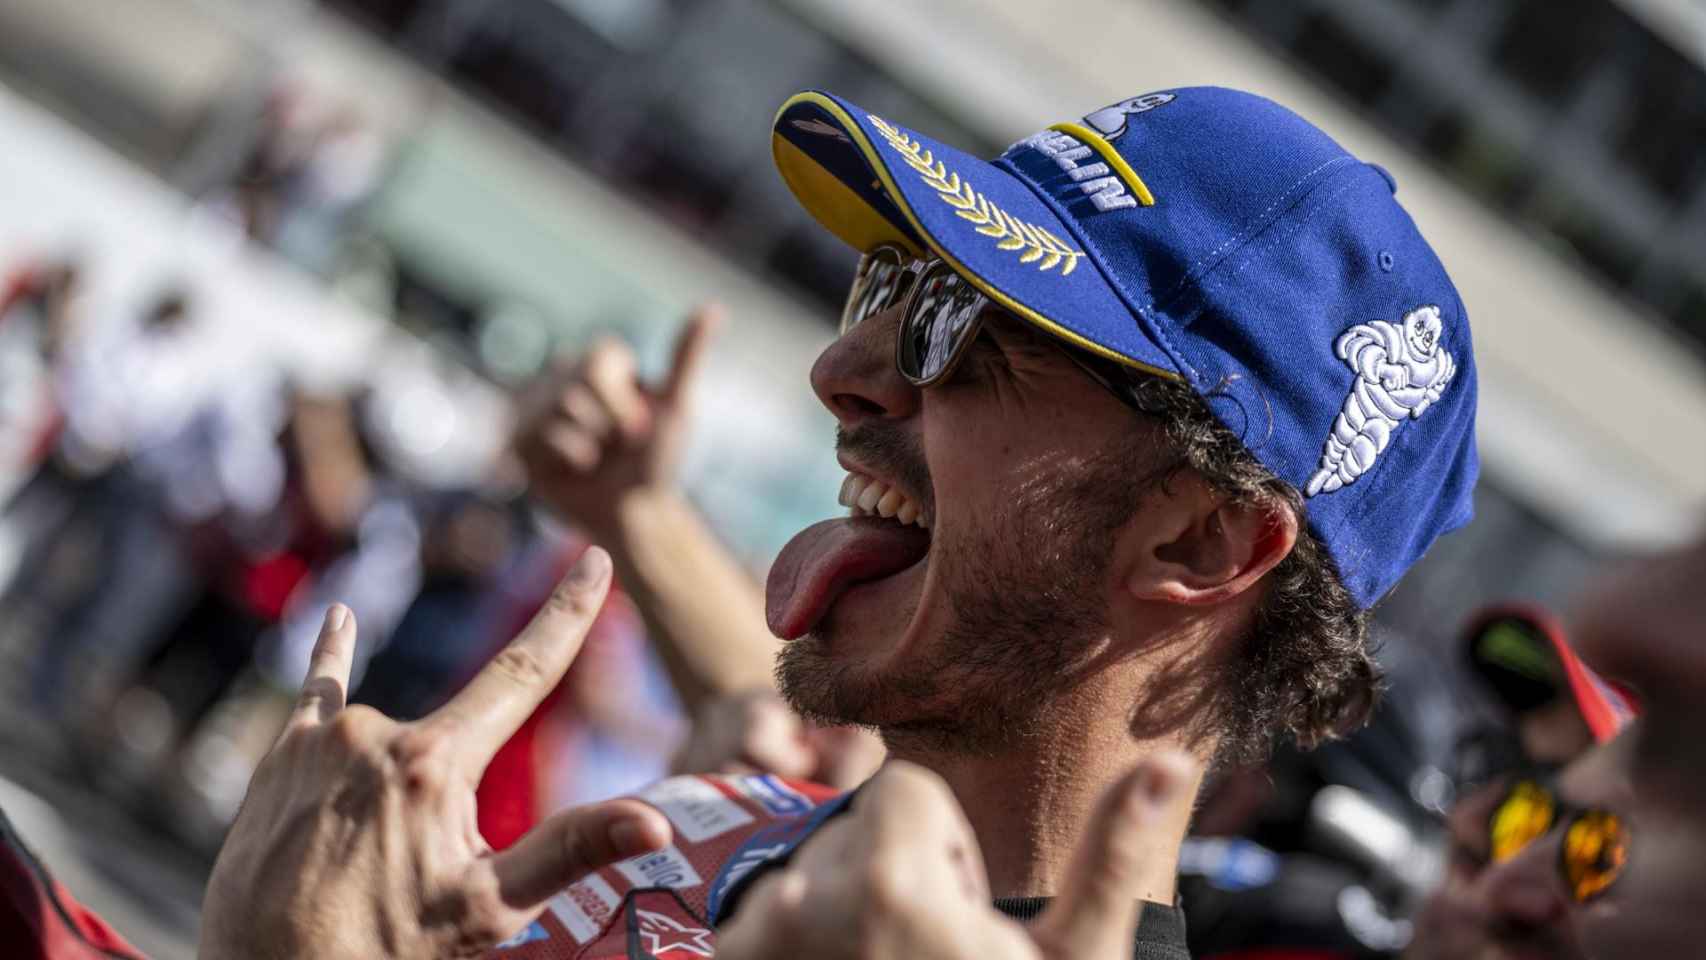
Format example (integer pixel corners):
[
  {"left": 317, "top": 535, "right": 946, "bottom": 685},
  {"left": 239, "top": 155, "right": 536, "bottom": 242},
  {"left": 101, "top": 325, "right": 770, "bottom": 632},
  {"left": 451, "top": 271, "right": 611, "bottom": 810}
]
[
  {"left": 1471, "top": 731, "right": 1665, "bottom": 960},
  {"left": 1488, "top": 539, "right": 1706, "bottom": 958},
  {"left": 1411, "top": 708, "right": 1598, "bottom": 960},
  {"left": 766, "top": 298, "right": 1170, "bottom": 750},
  {"left": 1411, "top": 772, "right": 1592, "bottom": 960}
]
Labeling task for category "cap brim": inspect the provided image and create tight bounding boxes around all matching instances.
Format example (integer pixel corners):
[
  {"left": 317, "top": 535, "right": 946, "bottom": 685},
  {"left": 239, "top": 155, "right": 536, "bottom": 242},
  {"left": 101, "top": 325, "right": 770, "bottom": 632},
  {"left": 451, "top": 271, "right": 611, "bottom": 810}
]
[
  {"left": 1465, "top": 606, "right": 1636, "bottom": 744},
  {"left": 772, "top": 90, "right": 1179, "bottom": 381}
]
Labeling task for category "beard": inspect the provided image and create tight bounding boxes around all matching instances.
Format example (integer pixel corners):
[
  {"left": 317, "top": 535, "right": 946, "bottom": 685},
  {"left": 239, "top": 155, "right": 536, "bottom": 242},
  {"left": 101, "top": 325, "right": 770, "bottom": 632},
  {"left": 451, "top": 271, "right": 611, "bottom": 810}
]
[{"left": 776, "top": 424, "right": 1161, "bottom": 754}]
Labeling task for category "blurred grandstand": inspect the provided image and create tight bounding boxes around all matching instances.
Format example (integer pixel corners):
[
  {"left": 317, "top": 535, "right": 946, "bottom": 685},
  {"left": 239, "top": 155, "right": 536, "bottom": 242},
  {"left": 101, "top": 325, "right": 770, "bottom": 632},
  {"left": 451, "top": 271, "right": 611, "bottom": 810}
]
[{"left": 0, "top": 1, "right": 1701, "bottom": 957}]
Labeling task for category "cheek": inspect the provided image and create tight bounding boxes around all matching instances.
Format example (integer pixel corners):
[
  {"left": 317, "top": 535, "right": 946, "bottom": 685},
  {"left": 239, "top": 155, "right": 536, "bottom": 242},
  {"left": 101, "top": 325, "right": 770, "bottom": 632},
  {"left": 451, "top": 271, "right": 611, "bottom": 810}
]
[{"left": 1582, "top": 812, "right": 1706, "bottom": 954}]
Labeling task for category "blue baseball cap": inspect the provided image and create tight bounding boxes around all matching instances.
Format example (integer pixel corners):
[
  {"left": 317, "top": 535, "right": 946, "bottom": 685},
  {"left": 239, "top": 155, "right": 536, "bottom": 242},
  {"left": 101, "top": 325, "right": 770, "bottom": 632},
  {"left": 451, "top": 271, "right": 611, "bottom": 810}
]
[{"left": 771, "top": 86, "right": 1477, "bottom": 608}]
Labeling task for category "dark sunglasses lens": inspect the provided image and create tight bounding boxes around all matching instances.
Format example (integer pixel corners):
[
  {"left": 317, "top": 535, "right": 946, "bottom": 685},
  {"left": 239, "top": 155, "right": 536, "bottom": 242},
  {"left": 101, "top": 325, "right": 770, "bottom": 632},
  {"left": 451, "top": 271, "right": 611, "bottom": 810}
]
[
  {"left": 842, "top": 249, "right": 906, "bottom": 335},
  {"left": 897, "top": 266, "right": 984, "bottom": 383},
  {"left": 1490, "top": 779, "right": 1556, "bottom": 864},
  {"left": 1562, "top": 810, "right": 1627, "bottom": 902}
]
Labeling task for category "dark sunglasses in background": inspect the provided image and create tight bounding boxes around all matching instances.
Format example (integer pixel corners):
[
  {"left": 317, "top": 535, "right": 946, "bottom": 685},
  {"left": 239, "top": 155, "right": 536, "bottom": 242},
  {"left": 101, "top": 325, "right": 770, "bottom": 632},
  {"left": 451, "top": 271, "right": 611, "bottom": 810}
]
[{"left": 1488, "top": 776, "right": 1629, "bottom": 904}]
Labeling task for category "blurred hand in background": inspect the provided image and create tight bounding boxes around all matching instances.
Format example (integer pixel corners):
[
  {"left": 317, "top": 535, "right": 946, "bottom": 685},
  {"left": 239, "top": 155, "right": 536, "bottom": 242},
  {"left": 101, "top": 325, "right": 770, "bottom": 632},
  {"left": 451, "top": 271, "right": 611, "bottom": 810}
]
[
  {"left": 512, "top": 305, "right": 777, "bottom": 714},
  {"left": 672, "top": 688, "right": 885, "bottom": 791},
  {"left": 515, "top": 305, "right": 719, "bottom": 540}
]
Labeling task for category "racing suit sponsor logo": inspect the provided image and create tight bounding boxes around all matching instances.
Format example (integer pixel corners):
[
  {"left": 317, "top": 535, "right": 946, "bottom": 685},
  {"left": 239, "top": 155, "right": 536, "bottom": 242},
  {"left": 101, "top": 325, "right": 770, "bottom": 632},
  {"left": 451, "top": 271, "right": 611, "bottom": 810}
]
[
  {"left": 616, "top": 846, "right": 703, "bottom": 890},
  {"left": 547, "top": 873, "right": 621, "bottom": 944},
  {"left": 642, "top": 776, "right": 755, "bottom": 842},
  {"left": 492, "top": 921, "right": 550, "bottom": 949},
  {"left": 730, "top": 774, "right": 814, "bottom": 817},
  {"left": 634, "top": 908, "right": 716, "bottom": 958}
]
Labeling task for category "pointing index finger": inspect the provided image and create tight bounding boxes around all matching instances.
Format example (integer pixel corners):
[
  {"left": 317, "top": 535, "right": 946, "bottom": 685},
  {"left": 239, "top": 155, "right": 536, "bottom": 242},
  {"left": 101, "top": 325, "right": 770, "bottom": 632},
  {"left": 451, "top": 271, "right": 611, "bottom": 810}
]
[
  {"left": 290, "top": 604, "right": 357, "bottom": 730},
  {"left": 660, "top": 304, "right": 721, "bottom": 406},
  {"left": 424, "top": 547, "right": 613, "bottom": 778}
]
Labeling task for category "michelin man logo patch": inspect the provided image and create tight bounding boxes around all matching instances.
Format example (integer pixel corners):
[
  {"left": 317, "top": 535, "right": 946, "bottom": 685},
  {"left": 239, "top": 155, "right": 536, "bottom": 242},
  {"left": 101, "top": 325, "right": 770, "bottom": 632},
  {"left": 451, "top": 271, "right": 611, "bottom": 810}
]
[
  {"left": 1082, "top": 92, "right": 1176, "bottom": 140},
  {"left": 1306, "top": 305, "right": 1457, "bottom": 497}
]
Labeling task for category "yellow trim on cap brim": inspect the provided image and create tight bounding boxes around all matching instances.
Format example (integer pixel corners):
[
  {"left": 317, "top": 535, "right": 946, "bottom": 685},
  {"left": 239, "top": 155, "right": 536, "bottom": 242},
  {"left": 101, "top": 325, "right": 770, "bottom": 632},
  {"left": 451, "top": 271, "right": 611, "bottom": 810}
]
[
  {"left": 1046, "top": 122, "right": 1156, "bottom": 207},
  {"left": 773, "top": 92, "right": 1181, "bottom": 382},
  {"left": 772, "top": 136, "right": 922, "bottom": 258}
]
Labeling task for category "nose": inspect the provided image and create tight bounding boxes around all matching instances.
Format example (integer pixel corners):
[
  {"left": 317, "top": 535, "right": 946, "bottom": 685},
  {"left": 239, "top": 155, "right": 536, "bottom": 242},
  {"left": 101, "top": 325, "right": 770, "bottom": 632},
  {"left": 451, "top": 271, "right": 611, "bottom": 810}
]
[
  {"left": 1445, "top": 780, "right": 1504, "bottom": 865},
  {"left": 810, "top": 307, "right": 921, "bottom": 426},
  {"left": 1480, "top": 839, "right": 1570, "bottom": 932}
]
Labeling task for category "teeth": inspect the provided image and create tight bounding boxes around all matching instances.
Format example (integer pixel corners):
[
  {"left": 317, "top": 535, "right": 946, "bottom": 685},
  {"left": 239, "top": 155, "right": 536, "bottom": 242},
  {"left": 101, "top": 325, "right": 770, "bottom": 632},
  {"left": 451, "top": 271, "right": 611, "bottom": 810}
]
[
  {"left": 839, "top": 472, "right": 929, "bottom": 530},
  {"left": 876, "top": 489, "right": 903, "bottom": 518},
  {"left": 857, "top": 483, "right": 883, "bottom": 512}
]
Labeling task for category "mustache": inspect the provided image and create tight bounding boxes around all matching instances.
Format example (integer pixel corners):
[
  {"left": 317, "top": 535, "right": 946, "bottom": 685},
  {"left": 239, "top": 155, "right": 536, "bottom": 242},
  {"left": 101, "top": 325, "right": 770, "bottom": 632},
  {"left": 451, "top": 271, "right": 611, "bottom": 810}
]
[{"left": 836, "top": 425, "right": 933, "bottom": 514}]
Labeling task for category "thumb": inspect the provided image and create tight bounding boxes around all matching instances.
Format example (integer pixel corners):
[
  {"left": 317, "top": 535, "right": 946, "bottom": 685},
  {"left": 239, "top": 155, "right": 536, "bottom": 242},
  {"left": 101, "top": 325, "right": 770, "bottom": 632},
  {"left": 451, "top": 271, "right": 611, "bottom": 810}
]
[
  {"left": 659, "top": 303, "right": 722, "bottom": 406},
  {"left": 1030, "top": 750, "right": 1199, "bottom": 959},
  {"left": 483, "top": 798, "right": 671, "bottom": 914}
]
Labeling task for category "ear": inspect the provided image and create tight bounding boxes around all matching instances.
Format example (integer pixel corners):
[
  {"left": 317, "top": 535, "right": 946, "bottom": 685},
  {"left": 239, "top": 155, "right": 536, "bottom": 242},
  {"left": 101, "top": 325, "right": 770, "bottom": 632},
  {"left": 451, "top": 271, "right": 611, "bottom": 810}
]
[{"left": 1124, "top": 478, "right": 1299, "bottom": 607}]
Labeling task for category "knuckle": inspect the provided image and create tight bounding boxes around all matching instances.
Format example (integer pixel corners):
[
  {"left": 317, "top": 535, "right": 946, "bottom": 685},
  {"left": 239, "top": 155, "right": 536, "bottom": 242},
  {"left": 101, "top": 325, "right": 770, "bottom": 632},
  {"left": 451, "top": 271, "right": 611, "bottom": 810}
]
[
  {"left": 325, "top": 704, "right": 387, "bottom": 754},
  {"left": 857, "top": 852, "right": 911, "bottom": 914},
  {"left": 545, "top": 577, "right": 601, "bottom": 617},
  {"left": 486, "top": 642, "right": 555, "bottom": 688},
  {"left": 388, "top": 729, "right": 450, "bottom": 793},
  {"left": 431, "top": 884, "right": 508, "bottom": 954},
  {"left": 869, "top": 761, "right": 953, "bottom": 810}
]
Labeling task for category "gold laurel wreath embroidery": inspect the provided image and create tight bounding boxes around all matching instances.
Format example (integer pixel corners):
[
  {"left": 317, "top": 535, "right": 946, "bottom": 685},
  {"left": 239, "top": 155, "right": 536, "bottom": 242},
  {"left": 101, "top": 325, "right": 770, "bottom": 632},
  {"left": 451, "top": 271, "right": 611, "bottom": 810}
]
[{"left": 867, "top": 115, "right": 1080, "bottom": 276}]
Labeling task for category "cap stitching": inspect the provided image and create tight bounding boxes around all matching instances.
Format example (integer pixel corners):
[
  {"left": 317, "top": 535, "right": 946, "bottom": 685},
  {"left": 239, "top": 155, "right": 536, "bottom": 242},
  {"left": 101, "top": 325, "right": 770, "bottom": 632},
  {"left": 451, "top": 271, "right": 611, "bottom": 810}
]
[
  {"left": 1151, "top": 155, "right": 1355, "bottom": 314},
  {"left": 1178, "top": 168, "right": 1394, "bottom": 607},
  {"left": 1153, "top": 163, "right": 1364, "bottom": 358}
]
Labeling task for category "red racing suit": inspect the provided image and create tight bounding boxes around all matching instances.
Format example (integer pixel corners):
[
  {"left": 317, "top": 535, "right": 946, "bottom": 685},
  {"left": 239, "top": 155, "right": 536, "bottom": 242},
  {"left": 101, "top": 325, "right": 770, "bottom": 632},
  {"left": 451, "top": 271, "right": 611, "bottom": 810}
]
[{"left": 483, "top": 773, "right": 847, "bottom": 960}]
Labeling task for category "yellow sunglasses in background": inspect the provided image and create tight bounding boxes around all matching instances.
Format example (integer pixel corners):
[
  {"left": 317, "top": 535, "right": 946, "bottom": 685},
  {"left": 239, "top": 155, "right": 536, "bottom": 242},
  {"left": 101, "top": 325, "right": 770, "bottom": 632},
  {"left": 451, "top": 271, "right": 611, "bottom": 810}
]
[{"left": 1489, "top": 778, "right": 1629, "bottom": 903}]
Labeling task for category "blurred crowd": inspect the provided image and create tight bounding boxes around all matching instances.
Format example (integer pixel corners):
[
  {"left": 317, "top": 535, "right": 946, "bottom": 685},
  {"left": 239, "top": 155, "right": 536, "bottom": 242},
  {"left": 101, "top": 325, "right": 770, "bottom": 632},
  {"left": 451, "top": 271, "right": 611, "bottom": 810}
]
[
  {"left": 0, "top": 16, "right": 1699, "bottom": 960},
  {"left": 0, "top": 232, "right": 1658, "bottom": 959},
  {"left": 0, "top": 247, "right": 683, "bottom": 858}
]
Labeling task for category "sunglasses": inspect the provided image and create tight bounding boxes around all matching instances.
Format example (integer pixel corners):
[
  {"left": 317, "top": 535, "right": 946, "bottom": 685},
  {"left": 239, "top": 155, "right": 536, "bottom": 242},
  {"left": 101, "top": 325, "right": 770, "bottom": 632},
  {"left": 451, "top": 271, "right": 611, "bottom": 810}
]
[
  {"left": 1489, "top": 777, "right": 1629, "bottom": 903},
  {"left": 841, "top": 244, "right": 1154, "bottom": 410},
  {"left": 1469, "top": 613, "right": 1565, "bottom": 712}
]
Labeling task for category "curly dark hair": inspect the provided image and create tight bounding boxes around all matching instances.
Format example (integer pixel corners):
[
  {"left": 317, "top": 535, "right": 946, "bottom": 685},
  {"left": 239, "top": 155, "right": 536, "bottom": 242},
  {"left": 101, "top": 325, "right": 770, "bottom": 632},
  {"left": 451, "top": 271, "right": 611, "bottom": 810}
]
[{"left": 1126, "top": 374, "right": 1382, "bottom": 765}]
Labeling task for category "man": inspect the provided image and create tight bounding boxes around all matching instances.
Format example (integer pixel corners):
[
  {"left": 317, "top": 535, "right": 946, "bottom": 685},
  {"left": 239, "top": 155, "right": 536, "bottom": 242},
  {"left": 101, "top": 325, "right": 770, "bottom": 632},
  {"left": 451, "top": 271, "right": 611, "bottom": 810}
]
[
  {"left": 1472, "top": 533, "right": 1706, "bottom": 958},
  {"left": 707, "top": 84, "right": 1474, "bottom": 952},
  {"left": 1405, "top": 607, "right": 1635, "bottom": 960},
  {"left": 203, "top": 86, "right": 1479, "bottom": 958},
  {"left": 523, "top": 84, "right": 1477, "bottom": 954}
]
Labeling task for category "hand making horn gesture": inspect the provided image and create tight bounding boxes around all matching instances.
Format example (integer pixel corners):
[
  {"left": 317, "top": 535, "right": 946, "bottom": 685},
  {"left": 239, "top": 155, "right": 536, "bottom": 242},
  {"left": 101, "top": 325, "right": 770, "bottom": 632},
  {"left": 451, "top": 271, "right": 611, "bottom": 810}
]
[{"left": 198, "top": 548, "right": 672, "bottom": 960}]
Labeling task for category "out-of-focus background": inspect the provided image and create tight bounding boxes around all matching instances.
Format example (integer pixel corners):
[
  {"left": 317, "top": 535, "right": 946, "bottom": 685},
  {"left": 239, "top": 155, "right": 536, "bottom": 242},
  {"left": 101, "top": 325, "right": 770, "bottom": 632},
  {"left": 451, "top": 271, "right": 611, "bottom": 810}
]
[{"left": 0, "top": 0, "right": 1701, "bottom": 956}]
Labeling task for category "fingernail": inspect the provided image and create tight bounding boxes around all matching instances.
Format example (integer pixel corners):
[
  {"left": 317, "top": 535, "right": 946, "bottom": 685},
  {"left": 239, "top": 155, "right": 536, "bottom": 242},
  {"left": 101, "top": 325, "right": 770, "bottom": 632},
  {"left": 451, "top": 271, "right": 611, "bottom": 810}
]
[
  {"left": 323, "top": 604, "right": 348, "bottom": 632},
  {"left": 569, "top": 547, "right": 611, "bottom": 587},
  {"left": 1138, "top": 768, "right": 1170, "bottom": 814},
  {"left": 1133, "top": 752, "right": 1192, "bottom": 816}
]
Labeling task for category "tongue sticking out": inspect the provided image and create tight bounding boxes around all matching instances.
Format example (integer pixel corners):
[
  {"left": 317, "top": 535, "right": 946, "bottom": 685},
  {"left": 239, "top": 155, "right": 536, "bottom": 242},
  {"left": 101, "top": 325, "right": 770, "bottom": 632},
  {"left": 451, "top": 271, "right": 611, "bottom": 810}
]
[{"left": 766, "top": 517, "right": 931, "bottom": 640}]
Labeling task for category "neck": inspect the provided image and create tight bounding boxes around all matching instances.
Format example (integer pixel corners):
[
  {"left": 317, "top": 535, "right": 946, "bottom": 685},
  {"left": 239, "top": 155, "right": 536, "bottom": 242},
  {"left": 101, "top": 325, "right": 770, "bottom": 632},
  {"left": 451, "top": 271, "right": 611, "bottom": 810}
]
[{"left": 882, "top": 676, "right": 1205, "bottom": 901}]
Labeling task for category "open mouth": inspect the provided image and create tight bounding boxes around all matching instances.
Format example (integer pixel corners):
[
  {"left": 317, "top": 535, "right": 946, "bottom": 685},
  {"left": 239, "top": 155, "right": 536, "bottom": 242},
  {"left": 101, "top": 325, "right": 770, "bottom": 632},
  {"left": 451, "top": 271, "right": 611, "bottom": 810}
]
[
  {"left": 838, "top": 472, "right": 929, "bottom": 528},
  {"left": 765, "top": 470, "right": 934, "bottom": 640}
]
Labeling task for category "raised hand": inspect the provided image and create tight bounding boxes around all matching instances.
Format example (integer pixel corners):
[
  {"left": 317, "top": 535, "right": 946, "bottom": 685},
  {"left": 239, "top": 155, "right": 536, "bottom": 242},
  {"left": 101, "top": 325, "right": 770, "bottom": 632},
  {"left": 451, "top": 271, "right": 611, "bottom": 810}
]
[
  {"left": 516, "top": 307, "right": 720, "bottom": 535},
  {"left": 715, "top": 753, "right": 1197, "bottom": 960},
  {"left": 198, "top": 548, "right": 673, "bottom": 960}
]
